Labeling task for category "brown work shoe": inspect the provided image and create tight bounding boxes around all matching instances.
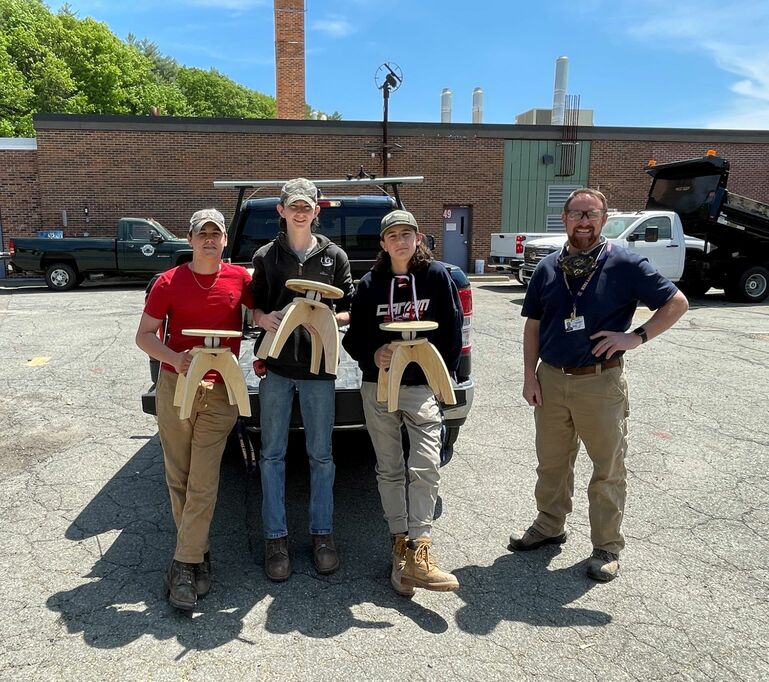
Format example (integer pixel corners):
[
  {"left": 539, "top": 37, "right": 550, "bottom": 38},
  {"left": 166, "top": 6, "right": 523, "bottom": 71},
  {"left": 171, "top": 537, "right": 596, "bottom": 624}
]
[
  {"left": 264, "top": 537, "right": 291, "bottom": 582},
  {"left": 508, "top": 526, "right": 567, "bottom": 551},
  {"left": 587, "top": 549, "right": 620, "bottom": 582},
  {"left": 402, "top": 536, "right": 459, "bottom": 592},
  {"left": 312, "top": 534, "right": 340, "bottom": 575},
  {"left": 195, "top": 551, "right": 211, "bottom": 598},
  {"left": 164, "top": 559, "right": 197, "bottom": 611},
  {"left": 390, "top": 533, "right": 415, "bottom": 597}
]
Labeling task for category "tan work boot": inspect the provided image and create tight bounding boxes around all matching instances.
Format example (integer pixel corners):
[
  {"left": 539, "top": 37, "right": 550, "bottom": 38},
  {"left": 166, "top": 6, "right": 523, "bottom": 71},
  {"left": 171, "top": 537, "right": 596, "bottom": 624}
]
[
  {"left": 401, "top": 536, "right": 459, "bottom": 592},
  {"left": 390, "top": 534, "right": 415, "bottom": 597},
  {"left": 265, "top": 537, "right": 291, "bottom": 582}
]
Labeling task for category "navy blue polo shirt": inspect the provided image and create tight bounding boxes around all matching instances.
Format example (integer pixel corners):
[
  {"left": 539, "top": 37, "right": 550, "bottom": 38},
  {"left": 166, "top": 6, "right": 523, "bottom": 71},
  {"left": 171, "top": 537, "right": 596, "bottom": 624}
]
[{"left": 521, "top": 245, "right": 678, "bottom": 368}]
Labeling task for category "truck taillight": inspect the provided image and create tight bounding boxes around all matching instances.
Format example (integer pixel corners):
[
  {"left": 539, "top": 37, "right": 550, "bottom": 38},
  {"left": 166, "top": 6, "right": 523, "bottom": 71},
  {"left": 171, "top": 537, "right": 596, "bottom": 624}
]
[
  {"left": 8, "top": 240, "right": 14, "bottom": 258},
  {"left": 515, "top": 234, "right": 525, "bottom": 254},
  {"left": 458, "top": 287, "right": 473, "bottom": 353}
]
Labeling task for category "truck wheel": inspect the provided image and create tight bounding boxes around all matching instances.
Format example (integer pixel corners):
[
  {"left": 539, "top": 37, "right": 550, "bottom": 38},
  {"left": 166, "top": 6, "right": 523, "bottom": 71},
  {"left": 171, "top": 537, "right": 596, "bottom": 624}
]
[
  {"left": 44, "top": 263, "right": 79, "bottom": 291},
  {"left": 440, "top": 426, "right": 460, "bottom": 466},
  {"left": 725, "top": 266, "right": 769, "bottom": 303}
]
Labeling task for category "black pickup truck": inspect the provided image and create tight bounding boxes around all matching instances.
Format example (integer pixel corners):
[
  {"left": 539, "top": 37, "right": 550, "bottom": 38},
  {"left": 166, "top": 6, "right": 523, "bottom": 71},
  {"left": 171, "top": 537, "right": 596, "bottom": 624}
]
[
  {"left": 8, "top": 218, "right": 192, "bottom": 290},
  {"left": 141, "top": 177, "right": 475, "bottom": 463}
]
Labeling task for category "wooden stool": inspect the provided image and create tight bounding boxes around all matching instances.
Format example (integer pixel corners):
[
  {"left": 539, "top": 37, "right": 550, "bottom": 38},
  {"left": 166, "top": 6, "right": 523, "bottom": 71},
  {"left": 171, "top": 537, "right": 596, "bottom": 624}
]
[
  {"left": 173, "top": 329, "right": 251, "bottom": 419},
  {"left": 376, "top": 320, "right": 457, "bottom": 413},
  {"left": 256, "top": 279, "right": 344, "bottom": 375}
]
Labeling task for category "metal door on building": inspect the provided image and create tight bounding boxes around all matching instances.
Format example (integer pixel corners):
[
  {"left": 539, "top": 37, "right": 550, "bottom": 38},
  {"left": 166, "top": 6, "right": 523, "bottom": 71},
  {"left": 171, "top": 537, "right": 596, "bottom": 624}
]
[{"left": 442, "top": 205, "right": 471, "bottom": 270}]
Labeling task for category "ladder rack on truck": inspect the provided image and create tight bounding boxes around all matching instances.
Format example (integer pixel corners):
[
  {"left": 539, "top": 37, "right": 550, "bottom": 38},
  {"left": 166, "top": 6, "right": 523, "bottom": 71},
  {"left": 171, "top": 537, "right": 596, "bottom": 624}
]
[{"left": 645, "top": 154, "right": 769, "bottom": 302}]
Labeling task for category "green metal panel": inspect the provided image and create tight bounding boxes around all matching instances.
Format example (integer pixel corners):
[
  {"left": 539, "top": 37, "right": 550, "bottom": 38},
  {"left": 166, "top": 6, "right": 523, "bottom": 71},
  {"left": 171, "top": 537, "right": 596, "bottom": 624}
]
[{"left": 501, "top": 139, "right": 591, "bottom": 233}]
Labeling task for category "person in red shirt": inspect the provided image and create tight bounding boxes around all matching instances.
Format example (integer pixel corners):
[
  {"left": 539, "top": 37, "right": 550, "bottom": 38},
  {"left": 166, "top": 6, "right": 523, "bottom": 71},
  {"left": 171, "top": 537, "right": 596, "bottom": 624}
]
[{"left": 136, "top": 208, "right": 254, "bottom": 612}]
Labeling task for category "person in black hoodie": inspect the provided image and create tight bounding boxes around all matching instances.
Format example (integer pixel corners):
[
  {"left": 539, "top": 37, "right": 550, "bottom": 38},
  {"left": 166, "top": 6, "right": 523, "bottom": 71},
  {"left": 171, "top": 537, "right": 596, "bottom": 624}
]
[
  {"left": 250, "top": 178, "right": 354, "bottom": 582},
  {"left": 342, "top": 209, "right": 463, "bottom": 595}
]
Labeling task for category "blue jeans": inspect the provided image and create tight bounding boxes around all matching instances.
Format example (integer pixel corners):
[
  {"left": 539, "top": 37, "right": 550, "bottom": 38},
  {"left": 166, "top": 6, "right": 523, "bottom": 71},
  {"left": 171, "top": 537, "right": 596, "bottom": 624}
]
[{"left": 259, "top": 371, "right": 336, "bottom": 538}]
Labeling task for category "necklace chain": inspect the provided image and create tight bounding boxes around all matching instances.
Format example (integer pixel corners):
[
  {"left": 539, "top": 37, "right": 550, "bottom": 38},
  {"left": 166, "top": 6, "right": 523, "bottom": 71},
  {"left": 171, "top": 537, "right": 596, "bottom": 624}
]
[{"left": 188, "top": 263, "right": 221, "bottom": 291}]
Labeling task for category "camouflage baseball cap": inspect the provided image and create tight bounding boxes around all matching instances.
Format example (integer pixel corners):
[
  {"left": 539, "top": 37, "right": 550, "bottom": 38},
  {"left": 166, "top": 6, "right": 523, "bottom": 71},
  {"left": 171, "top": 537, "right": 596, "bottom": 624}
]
[
  {"left": 189, "top": 208, "right": 226, "bottom": 234},
  {"left": 280, "top": 178, "right": 318, "bottom": 208},
  {"left": 380, "top": 209, "right": 420, "bottom": 236}
]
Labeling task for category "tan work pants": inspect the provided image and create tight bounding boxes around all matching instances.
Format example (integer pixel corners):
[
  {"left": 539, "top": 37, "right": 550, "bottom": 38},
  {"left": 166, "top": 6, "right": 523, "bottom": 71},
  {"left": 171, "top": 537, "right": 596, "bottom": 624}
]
[
  {"left": 533, "top": 361, "right": 630, "bottom": 554},
  {"left": 156, "top": 370, "right": 239, "bottom": 563}
]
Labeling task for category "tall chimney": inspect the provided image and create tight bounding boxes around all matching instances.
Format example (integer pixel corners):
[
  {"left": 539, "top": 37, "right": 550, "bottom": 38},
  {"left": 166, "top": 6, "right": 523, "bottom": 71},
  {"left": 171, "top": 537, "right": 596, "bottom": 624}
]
[
  {"left": 472, "top": 87, "right": 483, "bottom": 124},
  {"left": 440, "top": 88, "right": 452, "bottom": 123},
  {"left": 274, "top": 0, "right": 306, "bottom": 119},
  {"left": 551, "top": 55, "right": 568, "bottom": 126}
]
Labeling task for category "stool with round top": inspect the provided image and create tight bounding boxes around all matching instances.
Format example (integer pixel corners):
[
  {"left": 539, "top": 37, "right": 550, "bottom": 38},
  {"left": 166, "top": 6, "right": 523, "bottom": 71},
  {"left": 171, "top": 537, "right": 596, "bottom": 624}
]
[
  {"left": 173, "top": 329, "right": 251, "bottom": 419},
  {"left": 376, "top": 320, "right": 457, "bottom": 413},
  {"left": 256, "top": 278, "right": 344, "bottom": 376}
]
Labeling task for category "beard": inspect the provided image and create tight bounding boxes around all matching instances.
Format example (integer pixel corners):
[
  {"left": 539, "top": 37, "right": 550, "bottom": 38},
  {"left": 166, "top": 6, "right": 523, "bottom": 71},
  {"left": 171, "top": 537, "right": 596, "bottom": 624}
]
[{"left": 568, "top": 229, "right": 599, "bottom": 252}]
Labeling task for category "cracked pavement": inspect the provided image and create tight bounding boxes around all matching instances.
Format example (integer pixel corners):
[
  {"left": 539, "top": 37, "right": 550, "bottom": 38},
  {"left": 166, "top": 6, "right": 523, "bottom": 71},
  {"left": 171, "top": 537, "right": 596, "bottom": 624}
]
[{"left": 0, "top": 278, "right": 767, "bottom": 681}]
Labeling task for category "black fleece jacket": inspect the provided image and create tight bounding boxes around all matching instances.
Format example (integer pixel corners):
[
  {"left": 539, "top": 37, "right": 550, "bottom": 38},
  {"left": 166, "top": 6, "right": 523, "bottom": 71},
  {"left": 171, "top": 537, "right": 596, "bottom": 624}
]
[
  {"left": 250, "top": 232, "right": 354, "bottom": 380},
  {"left": 342, "top": 260, "right": 463, "bottom": 385}
]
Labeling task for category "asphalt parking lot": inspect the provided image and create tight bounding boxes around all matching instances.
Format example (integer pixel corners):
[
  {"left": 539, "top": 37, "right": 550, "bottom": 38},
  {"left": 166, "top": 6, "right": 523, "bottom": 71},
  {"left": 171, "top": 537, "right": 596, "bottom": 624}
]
[{"left": 0, "top": 277, "right": 767, "bottom": 681}]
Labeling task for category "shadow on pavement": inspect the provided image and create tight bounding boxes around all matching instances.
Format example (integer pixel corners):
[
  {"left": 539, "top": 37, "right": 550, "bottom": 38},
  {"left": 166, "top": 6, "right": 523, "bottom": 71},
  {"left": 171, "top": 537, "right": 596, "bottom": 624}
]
[
  {"left": 46, "top": 432, "right": 447, "bottom": 651},
  {"left": 452, "top": 545, "right": 611, "bottom": 633}
]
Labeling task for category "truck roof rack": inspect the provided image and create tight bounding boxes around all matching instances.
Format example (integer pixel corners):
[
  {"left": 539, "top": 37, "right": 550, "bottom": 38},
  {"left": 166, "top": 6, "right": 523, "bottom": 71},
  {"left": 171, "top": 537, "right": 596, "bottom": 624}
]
[
  {"left": 213, "top": 176, "right": 423, "bottom": 190},
  {"left": 215, "top": 176, "right": 424, "bottom": 226}
]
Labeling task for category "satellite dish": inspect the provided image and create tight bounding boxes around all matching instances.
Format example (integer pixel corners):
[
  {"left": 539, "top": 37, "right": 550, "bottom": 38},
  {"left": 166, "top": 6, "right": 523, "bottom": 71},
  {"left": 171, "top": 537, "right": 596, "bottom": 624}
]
[{"left": 375, "top": 62, "right": 403, "bottom": 92}]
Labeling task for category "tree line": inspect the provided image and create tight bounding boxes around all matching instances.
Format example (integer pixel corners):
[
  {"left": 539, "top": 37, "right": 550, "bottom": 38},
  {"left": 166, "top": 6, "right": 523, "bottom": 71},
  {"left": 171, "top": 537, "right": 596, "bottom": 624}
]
[{"left": 0, "top": 0, "right": 339, "bottom": 137}]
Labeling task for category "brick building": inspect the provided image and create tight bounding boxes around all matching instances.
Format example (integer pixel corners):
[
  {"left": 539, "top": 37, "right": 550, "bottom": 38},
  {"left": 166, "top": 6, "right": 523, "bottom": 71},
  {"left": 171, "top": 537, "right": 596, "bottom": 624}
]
[{"left": 1, "top": 114, "right": 769, "bottom": 272}]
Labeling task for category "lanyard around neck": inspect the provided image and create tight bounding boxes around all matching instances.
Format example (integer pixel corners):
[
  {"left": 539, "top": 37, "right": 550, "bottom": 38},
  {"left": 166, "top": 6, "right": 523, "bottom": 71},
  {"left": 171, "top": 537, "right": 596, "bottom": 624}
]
[{"left": 389, "top": 274, "right": 420, "bottom": 321}]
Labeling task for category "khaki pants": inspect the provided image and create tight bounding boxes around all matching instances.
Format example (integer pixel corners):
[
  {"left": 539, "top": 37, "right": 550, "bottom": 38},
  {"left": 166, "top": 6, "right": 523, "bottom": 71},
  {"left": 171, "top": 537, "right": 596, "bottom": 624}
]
[
  {"left": 156, "top": 370, "right": 239, "bottom": 563},
  {"left": 533, "top": 362, "right": 630, "bottom": 554},
  {"left": 361, "top": 382, "right": 442, "bottom": 538}
]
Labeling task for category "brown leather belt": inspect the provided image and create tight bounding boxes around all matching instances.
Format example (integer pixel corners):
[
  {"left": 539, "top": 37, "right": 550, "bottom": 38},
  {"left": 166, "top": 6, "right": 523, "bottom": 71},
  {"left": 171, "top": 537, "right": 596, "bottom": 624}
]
[{"left": 555, "top": 357, "right": 622, "bottom": 375}]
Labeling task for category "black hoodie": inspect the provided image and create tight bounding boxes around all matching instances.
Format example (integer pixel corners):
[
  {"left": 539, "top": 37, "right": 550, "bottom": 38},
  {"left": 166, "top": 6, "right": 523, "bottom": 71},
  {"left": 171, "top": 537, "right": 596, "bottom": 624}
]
[
  {"left": 342, "top": 260, "right": 463, "bottom": 385},
  {"left": 250, "top": 232, "right": 354, "bottom": 380}
]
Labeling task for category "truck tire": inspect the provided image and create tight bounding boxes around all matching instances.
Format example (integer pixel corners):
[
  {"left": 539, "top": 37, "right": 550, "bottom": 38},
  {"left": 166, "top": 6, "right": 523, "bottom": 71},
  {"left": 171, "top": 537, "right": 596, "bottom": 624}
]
[
  {"left": 44, "top": 263, "right": 79, "bottom": 291},
  {"left": 678, "top": 279, "right": 710, "bottom": 298},
  {"left": 725, "top": 266, "right": 769, "bottom": 303}
]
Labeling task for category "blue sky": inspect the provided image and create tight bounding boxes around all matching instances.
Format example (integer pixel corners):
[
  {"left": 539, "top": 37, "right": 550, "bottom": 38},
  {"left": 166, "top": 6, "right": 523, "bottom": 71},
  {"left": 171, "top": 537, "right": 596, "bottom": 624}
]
[{"left": 63, "top": 0, "right": 768, "bottom": 129}]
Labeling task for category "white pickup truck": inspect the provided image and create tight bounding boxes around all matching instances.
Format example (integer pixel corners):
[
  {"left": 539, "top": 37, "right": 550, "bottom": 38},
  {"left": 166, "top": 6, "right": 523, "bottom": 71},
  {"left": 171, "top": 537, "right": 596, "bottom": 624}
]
[
  {"left": 488, "top": 232, "right": 552, "bottom": 282},
  {"left": 518, "top": 210, "right": 703, "bottom": 286}
]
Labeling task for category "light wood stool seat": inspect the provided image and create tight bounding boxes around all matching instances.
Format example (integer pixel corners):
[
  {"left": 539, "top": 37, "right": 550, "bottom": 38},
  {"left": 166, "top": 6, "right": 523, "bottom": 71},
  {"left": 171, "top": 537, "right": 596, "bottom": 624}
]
[
  {"left": 256, "top": 278, "right": 344, "bottom": 376},
  {"left": 376, "top": 320, "right": 457, "bottom": 412},
  {"left": 173, "top": 329, "right": 251, "bottom": 419}
]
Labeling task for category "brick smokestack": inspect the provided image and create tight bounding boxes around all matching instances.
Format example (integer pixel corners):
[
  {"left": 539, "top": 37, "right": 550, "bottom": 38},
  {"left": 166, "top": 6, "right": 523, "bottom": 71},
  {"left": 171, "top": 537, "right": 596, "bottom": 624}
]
[{"left": 274, "top": 0, "right": 306, "bottom": 119}]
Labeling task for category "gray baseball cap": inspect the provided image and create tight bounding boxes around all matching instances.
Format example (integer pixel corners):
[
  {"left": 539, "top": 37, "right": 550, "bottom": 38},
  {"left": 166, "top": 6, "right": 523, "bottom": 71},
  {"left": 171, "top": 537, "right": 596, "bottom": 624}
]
[
  {"left": 280, "top": 178, "right": 318, "bottom": 208},
  {"left": 380, "top": 209, "right": 420, "bottom": 236},
  {"left": 189, "top": 208, "right": 226, "bottom": 234}
]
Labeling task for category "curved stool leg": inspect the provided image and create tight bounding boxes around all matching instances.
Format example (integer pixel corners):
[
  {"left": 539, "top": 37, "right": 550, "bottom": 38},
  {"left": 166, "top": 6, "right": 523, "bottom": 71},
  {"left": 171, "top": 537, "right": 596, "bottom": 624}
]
[
  {"left": 386, "top": 346, "right": 413, "bottom": 413},
  {"left": 216, "top": 352, "right": 252, "bottom": 417},
  {"left": 173, "top": 372, "right": 186, "bottom": 407},
  {"left": 256, "top": 330, "right": 275, "bottom": 359},
  {"left": 178, "top": 354, "right": 214, "bottom": 420},
  {"left": 414, "top": 343, "right": 456, "bottom": 405},
  {"left": 311, "top": 307, "right": 339, "bottom": 375},
  {"left": 268, "top": 300, "right": 303, "bottom": 358}
]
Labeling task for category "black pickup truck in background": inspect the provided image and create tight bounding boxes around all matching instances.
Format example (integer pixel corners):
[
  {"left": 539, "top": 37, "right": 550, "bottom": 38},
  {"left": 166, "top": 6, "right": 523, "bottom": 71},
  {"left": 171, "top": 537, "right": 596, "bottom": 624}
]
[
  {"left": 8, "top": 217, "right": 192, "bottom": 290},
  {"left": 141, "top": 176, "right": 475, "bottom": 464}
]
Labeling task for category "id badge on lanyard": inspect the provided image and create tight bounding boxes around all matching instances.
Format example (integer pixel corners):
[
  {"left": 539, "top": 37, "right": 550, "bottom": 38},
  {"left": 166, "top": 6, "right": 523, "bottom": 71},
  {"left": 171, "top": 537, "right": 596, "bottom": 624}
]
[{"left": 562, "top": 243, "right": 609, "bottom": 333}]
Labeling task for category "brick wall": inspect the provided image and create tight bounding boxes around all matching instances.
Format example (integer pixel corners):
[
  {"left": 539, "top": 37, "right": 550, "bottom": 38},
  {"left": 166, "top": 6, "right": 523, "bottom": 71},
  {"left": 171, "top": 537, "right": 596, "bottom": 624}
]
[
  {"left": 274, "top": 0, "right": 306, "bottom": 120},
  {"left": 0, "top": 149, "right": 40, "bottom": 242},
  {"left": 3, "top": 116, "right": 769, "bottom": 270}
]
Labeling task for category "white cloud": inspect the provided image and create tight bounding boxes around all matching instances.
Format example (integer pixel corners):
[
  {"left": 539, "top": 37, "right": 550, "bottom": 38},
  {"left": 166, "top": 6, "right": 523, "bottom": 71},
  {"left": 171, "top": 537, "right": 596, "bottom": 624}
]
[
  {"left": 311, "top": 18, "right": 355, "bottom": 38},
  {"left": 606, "top": 0, "right": 769, "bottom": 129}
]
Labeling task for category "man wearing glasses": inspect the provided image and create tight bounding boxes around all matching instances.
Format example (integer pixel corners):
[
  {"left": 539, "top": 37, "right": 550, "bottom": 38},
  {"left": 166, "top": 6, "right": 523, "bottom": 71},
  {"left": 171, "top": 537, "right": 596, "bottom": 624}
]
[{"left": 509, "top": 188, "right": 688, "bottom": 581}]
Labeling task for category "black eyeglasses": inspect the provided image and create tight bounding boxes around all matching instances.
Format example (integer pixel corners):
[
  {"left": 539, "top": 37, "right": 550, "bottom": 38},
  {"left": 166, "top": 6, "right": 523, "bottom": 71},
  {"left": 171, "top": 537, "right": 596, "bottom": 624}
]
[{"left": 565, "top": 209, "right": 605, "bottom": 222}]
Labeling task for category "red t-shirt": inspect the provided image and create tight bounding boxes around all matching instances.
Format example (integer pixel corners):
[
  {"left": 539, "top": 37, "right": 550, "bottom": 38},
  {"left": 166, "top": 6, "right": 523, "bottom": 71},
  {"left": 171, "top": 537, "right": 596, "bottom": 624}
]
[{"left": 144, "top": 263, "right": 254, "bottom": 381}]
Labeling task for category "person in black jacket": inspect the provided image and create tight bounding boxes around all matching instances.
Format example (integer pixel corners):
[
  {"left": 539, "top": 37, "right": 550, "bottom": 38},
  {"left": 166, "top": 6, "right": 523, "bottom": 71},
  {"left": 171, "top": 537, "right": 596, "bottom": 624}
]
[
  {"left": 250, "top": 178, "right": 354, "bottom": 582},
  {"left": 343, "top": 209, "right": 463, "bottom": 595}
]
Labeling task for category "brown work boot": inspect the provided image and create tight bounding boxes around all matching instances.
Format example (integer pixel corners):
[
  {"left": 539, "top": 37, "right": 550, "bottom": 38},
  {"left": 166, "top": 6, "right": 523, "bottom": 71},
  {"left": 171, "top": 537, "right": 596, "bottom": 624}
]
[
  {"left": 508, "top": 526, "right": 567, "bottom": 551},
  {"left": 195, "top": 551, "right": 211, "bottom": 598},
  {"left": 264, "top": 537, "right": 291, "bottom": 582},
  {"left": 587, "top": 549, "right": 620, "bottom": 582},
  {"left": 164, "top": 559, "right": 197, "bottom": 611},
  {"left": 402, "top": 536, "right": 459, "bottom": 592},
  {"left": 312, "top": 534, "right": 340, "bottom": 575},
  {"left": 390, "top": 533, "right": 415, "bottom": 597}
]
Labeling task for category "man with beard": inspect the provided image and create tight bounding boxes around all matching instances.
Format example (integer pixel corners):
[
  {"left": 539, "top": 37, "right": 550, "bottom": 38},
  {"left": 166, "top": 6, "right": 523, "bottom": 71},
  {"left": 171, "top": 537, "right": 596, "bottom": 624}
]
[{"left": 509, "top": 188, "right": 688, "bottom": 581}]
